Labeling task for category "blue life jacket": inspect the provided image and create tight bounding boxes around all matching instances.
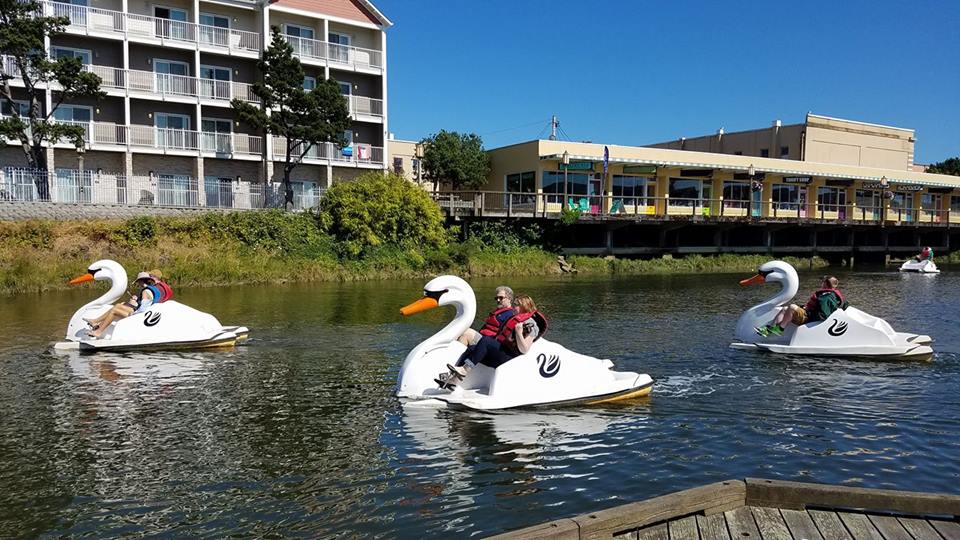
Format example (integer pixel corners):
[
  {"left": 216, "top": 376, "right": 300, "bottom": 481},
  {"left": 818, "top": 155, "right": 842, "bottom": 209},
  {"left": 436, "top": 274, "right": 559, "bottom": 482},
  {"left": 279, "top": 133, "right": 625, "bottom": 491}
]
[{"left": 137, "top": 285, "right": 162, "bottom": 310}]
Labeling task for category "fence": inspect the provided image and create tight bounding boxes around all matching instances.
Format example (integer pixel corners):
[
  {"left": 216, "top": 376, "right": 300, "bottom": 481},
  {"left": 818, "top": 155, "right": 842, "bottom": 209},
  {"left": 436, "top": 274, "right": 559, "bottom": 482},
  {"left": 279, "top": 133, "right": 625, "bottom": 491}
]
[{"left": 0, "top": 168, "right": 324, "bottom": 211}]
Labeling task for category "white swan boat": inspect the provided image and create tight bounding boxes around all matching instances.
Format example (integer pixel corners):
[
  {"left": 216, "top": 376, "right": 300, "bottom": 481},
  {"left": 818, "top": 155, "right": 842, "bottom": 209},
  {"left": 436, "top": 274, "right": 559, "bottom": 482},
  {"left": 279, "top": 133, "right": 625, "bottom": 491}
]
[
  {"left": 732, "top": 260, "right": 933, "bottom": 360},
  {"left": 54, "top": 259, "right": 249, "bottom": 353},
  {"left": 899, "top": 259, "right": 940, "bottom": 273},
  {"left": 398, "top": 275, "right": 653, "bottom": 410}
]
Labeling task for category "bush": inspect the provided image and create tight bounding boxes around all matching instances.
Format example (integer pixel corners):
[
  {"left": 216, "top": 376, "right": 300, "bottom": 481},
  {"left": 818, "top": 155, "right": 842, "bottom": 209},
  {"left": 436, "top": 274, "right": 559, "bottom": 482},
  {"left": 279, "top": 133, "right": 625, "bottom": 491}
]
[
  {"left": 113, "top": 216, "right": 156, "bottom": 246},
  {"left": 318, "top": 172, "right": 447, "bottom": 257},
  {"left": 464, "top": 220, "right": 544, "bottom": 252}
]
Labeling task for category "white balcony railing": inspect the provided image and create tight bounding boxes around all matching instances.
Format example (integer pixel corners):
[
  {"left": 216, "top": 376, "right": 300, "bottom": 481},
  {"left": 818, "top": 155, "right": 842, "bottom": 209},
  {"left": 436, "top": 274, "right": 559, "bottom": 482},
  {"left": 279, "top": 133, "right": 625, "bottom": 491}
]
[
  {"left": 43, "top": 1, "right": 261, "bottom": 54},
  {"left": 43, "top": 120, "right": 262, "bottom": 155},
  {"left": 348, "top": 95, "right": 383, "bottom": 118},
  {"left": 271, "top": 137, "right": 383, "bottom": 165},
  {"left": 283, "top": 36, "right": 384, "bottom": 71}
]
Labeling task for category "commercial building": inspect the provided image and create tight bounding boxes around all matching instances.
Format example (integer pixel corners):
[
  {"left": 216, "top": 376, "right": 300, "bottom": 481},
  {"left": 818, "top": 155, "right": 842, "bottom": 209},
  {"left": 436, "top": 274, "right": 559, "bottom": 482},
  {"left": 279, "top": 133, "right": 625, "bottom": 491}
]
[{"left": 1, "top": 0, "right": 390, "bottom": 208}]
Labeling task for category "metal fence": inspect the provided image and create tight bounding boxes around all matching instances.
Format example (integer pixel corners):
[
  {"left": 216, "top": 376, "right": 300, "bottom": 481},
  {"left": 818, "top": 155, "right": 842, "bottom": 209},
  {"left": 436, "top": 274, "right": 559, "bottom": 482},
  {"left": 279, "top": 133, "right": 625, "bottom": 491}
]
[{"left": 0, "top": 168, "right": 324, "bottom": 211}]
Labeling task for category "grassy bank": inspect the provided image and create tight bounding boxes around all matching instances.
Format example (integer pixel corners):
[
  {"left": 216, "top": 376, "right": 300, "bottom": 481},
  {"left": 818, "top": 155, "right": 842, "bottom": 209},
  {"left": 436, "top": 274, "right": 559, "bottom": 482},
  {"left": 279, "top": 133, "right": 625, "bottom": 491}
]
[{"left": 0, "top": 213, "right": 827, "bottom": 295}]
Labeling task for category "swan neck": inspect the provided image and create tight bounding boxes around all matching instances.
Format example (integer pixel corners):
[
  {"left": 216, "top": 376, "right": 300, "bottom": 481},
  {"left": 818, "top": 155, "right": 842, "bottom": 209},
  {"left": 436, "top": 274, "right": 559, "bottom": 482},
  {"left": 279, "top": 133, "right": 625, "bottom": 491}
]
[{"left": 84, "top": 273, "right": 126, "bottom": 309}]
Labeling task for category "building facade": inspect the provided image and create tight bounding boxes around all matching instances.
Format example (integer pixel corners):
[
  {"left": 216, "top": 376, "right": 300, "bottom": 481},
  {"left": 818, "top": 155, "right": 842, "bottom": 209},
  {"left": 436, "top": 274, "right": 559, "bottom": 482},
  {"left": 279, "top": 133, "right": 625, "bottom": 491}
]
[
  {"left": 1, "top": 0, "right": 390, "bottom": 208},
  {"left": 647, "top": 113, "right": 917, "bottom": 172}
]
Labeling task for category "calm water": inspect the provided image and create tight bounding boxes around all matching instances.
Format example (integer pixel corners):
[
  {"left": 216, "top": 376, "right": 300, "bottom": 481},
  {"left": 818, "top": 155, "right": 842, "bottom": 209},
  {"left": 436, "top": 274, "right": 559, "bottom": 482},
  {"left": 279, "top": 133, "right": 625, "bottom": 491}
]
[{"left": 1, "top": 267, "right": 959, "bottom": 538}]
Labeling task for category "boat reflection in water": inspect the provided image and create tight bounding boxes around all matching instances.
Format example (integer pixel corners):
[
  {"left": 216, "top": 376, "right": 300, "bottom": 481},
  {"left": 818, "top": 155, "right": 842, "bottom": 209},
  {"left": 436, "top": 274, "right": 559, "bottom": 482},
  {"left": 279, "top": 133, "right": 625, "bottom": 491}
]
[{"left": 66, "top": 351, "right": 211, "bottom": 387}]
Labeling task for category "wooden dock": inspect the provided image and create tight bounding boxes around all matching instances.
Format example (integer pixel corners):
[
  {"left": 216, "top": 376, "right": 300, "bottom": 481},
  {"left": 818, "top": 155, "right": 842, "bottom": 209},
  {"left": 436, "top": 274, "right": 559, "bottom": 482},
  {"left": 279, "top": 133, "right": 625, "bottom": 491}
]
[{"left": 489, "top": 478, "right": 960, "bottom": 540}]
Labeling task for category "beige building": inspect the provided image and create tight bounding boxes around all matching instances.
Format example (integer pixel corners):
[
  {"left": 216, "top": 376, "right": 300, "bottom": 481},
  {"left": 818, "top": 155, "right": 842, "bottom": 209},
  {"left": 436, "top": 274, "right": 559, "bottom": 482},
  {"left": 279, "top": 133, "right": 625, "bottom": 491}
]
[
  {"left": 386, "top": 137, "right": 428, "bottom": 187},
  {"left": 480, "top": 139, "right": 960, "bottom": 224},
  {"left": 647, "top": 113, "right": 917, "bottom": 172},
  {"left": 0, "top": 0, "right": 390, "bottom": 207}
]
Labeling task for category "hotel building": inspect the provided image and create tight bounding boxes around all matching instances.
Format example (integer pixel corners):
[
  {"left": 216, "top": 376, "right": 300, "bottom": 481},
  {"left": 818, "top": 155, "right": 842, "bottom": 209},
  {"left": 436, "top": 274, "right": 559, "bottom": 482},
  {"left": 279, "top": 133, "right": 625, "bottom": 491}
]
[{"left": 0, "top": 0, "right": 390, "bottom": 208}]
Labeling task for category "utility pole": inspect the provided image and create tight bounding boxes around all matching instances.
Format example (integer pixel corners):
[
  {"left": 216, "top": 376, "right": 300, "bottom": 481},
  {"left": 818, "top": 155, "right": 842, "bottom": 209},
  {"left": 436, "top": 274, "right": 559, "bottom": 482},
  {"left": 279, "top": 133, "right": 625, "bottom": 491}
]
[{"left": 549, "top": 115, "right": 559, "bottom": 141}]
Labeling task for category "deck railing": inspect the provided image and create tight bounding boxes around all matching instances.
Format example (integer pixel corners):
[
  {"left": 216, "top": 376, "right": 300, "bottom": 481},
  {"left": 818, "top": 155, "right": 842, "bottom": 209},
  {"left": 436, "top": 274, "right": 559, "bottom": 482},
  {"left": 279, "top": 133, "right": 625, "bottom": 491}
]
[
  {"left": 431, "top": 191, "right": 958, "bottom": 226},
  {"left": 283, "top": 35, "right": 384, "bottom": 70},
  {"left": 270, "top": 138, "right": 384, "bottom": 165}
]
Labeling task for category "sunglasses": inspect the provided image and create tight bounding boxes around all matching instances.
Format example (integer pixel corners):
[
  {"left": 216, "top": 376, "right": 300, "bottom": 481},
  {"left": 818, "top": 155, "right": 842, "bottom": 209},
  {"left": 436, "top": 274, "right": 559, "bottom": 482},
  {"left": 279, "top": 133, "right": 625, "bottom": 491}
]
[{"left": 495, "top": 296, "right": 507, "bottom": 301}]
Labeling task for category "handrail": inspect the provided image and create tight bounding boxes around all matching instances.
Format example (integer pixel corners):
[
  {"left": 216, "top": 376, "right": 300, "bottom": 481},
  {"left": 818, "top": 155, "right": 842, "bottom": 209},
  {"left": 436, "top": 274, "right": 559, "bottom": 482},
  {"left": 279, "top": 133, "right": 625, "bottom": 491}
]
[{"left": 283, "top": 35, "right": 384, "bottom": 69}]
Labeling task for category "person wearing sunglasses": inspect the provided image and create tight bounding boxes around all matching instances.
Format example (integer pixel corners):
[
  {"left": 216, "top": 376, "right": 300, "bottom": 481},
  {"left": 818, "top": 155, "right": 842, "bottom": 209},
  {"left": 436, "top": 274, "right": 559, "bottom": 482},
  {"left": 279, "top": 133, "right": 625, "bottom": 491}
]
[
  {"left": 456, "top": 285, "right": 515, "bottom": 347},
  {"left": 756, "top": 275, "right": 846, "bottom": 337}
]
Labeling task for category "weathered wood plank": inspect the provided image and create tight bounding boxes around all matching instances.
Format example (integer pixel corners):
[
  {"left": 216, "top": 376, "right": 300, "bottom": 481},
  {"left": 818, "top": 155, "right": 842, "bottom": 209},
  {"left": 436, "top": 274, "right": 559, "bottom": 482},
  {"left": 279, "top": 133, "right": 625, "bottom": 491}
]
[
  {"left": 751, "top": 507, "right": 792, "bottom": 540},
  {"left": 808, "top": 510, "right": 854, "bottom": 540},
  {"left": 930, "top": 520, "right": 960, "bottom": 540},
  {"left": 636, "top": 523, "right": 669, "bottom": 540},
  {"left": 725, "top": 506, "right": 761, "bottom": 540},
  {"left": 697, "top": 513, "right": 731, "bottom": 540},
  {"left": 669, "top": 516, "right": 699, "bottom": 540},
  {"left": 837, "top": 512, "right": 884, "bottom": 540},
  {"left": 780, "top": 509, "right": 824, "bottom": 540},
  {"left": 868, "top": 515, "right": 912, "bottom": 540},
  {"left": 574, "top": 480, "right": 746, "bottom": 540},
  {"left": 487, "top": 518, "right": 580, "bottom": 540},
  {"left": 614, "top": 530, "right": 639, "bottom": 540},
  {"left": 745, "top": 478, "right": 960, "bottom": 516},
  {"left": 897, "top": 518, "right": 943, "bottom": 540}
]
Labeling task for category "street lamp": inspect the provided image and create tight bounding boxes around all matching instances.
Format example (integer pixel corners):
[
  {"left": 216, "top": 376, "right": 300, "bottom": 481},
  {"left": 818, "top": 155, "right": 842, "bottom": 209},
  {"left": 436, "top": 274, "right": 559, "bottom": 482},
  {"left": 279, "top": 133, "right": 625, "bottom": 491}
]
[
  {"left": 562, "top": 150, "right": 570, "bottom": 207},
  {"left": 748, "top": 164, "right": 757, "bottom": 218},
  {"left": 76, "top": 147, "right": 85, "bottom": 200},
  {"left": 880, "top": 175, "right": 889, "bottom": 223}
]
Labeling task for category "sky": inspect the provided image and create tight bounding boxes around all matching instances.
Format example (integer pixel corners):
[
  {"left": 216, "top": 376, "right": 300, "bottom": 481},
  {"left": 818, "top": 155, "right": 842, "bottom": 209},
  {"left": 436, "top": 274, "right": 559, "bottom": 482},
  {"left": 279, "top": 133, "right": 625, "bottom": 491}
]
[{"left": 375, "top": 0, "right": 960, "bottom": 164}]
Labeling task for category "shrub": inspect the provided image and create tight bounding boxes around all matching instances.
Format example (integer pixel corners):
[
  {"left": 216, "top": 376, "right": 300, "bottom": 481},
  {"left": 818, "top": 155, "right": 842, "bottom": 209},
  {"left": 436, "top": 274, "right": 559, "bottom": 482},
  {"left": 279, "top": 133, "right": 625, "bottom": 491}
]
[
  {"left": 113, "top": 216, "right": 157, "bottom": 246},
  {"left": 464, "top": 220, "right": 544, "bottom": 252},
  {"left": 318, "top": 172, "right": 447, "bottom": 257}
]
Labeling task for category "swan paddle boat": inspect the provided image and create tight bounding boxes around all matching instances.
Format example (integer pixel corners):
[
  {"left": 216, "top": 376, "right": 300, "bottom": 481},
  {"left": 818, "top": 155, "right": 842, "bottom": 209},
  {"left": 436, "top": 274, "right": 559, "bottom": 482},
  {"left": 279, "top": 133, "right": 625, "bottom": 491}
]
[
  {"left": 398, "top": 275, "right": 653, "bottom": 410},
  {"left": 732, "top": 260, "right": 933, "bottom": 360},
  {"left": 899, "top": 259, "right": 940, "bottom": 274},
  {"left": 54, "top": 259, "right": 249, "bottom": 353}
]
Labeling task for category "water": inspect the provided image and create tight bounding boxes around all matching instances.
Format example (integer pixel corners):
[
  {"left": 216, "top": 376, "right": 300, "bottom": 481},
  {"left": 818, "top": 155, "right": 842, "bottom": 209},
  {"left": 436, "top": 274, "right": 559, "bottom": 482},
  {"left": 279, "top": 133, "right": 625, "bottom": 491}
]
[{"left": 1, "top": 267, "right": 959, "bottom": 537}]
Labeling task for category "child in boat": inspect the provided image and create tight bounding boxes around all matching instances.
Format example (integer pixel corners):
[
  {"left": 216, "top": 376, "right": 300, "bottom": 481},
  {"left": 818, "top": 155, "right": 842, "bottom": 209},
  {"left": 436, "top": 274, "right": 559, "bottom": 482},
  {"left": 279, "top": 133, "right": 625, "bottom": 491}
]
[
  {"left": 456, "top": 286, "right": 514, "bottom": 346},
  {"left": 756, "top": 276, "right": 845, "bottom": 337},
  {"left": 85, "top": 272, "right": 161, "bottom": 339},
  {"left": 438, "top": 295, "right": 544, "bottom": 389},
  {"left": 148, "top": 268, "right": 174, "bottom": 302}
]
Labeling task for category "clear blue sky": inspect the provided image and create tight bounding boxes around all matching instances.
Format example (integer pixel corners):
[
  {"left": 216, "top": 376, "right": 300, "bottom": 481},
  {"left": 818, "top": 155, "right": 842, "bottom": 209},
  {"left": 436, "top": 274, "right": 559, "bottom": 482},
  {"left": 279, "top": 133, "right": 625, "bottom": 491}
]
[{"left": 376, "top": 0, "right": 959, "bottom": 164}]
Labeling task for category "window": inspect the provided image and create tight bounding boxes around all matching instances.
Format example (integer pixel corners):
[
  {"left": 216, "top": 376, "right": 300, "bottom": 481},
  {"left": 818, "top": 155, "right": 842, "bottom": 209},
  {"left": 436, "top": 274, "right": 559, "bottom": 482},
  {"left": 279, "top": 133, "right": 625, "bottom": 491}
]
[
  {"left": 817, "top": 186, "right": 846, "bottom": 216},
  {"left": 291, "top": 180, "right": 319, "bottom": 209},
  {"left": 155, "top": 113, "right": 190, "bottom": 129},
  {"left": 329, "top": 32, "right": 351, "bottom": 46},
  {"left": 1, "top": 100, "right": 30, "bottom": 117},
  {"left": 771, "top": 184, "right": 798, "bottom": 210},
  {"left": 54, "top": 169, "right": 92, "bottom": 203},
  {"left": 392, "top": 156, "right": 403, "bottom": 174},
  {"left": 157, "top": 174, "right": 197, "bottom": 206},
  {"left": 53, "top": 104, "right": 92, "bottom": 123},
  {"left": 855, "top": 189, "right": 881, "bottom": 220},
  {"left": 734, "top": 151, "right": 743, "bottom": 155},
  {"left": 506, "top": 171, "right": 535, "bottom": 193},
  {"left": 154, "top": 7, "right": 189, "bottom": 40},
  {"left": 303, "top": 76, "right": 316, "bottom": 90},
  {"left": 722, "top": 181, "right": 750, "bottom": 209},
  {"left": 199, "top": 13, "right": 229, "bottom": 45},
  {"left": 284, "top": 24, "right": 314, "bottom": 39},
  {"left": 780, "top": 146, "right": 789, "bottom": 157},
  {"left": 542, "top": 171, "right": 588, "bottom": 203},
  {"left": 199, "top": 13, "right": 228, "bottom": 27},
  {"left": 154, "top": 59, "right": 189, "bottom": 94},
  {"left": 204, "top": 176, "right": 233, "bottom": 208},
  {"left": 154, "top": 6, "right": 187, "bottom": 20},
  {"left": 328, "top": 32, "right": 350, "bottom": 63},
  {"left": 951, "top": 196, "right": 960, "bottom": 214},
  {"left": 613, "top": 175, "right": 654, "bottom": 208},
  {"left": 760, "top": 148, "right": 769, "bottom": 158},
  {"left": 669, "top": 178, "right": 711, "bottom": 206},
  {"left": 199, "top": 65, "right": 231, "bottom": 99},
  {"left": 201, "top": 118, "right": 232, "bottom": 153},
  {"left": 338, "top": 81, "right": 351, "bottom": 95},
  {"left": 51, "top": 46, "right": 92, "bottom": 65}
]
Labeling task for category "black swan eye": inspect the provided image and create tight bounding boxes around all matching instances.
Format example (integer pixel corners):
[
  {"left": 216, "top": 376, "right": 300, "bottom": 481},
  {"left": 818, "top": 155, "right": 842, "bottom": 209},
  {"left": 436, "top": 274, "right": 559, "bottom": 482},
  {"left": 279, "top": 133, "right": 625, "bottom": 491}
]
[{"left": 424, "top": 289, "right": 447, "bottom": 300}]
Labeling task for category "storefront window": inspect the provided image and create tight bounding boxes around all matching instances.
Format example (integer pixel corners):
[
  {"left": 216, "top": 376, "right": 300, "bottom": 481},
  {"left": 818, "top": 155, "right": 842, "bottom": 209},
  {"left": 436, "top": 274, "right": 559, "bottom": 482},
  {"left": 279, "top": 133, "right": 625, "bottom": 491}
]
[
  {"left": 771, "top": 184, "right": 798, "bottom": 210},
  {"left": 669, "top": 178, "right": 710, "bottom": 206},
  {"left": 722, "top": 181, "right": 750, "bottom": 208},
  {"left": 952, "top": 196, "right": 960, "bottom": 213},
  {"left": 542, "top": 171, "right": 588, "bottom": 203},
  {"left": 817, "top": 187, "right": 846, "bottom": 209},
  {"left": 613, "top": 175, "right": 654, "bottom": 207}
]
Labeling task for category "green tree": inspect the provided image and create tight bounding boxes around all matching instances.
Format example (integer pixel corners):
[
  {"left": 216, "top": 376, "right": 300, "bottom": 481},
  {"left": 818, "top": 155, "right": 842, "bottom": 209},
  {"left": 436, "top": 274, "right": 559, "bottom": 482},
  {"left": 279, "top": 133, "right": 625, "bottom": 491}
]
[
  {"left": 927, "top": 157, "right": 960, "bottom": 176},
  {"left": 232, "top": 28, "right": 350, "bottom": 210},
  {"left": 318, "top": 171, "right": 447, "bottom": 257},
  {"left": 420, "top": 130, "right": 491, "bottom": 190},
  {"left": 0, "top": 0, "right": 104, "bottom": 199}
]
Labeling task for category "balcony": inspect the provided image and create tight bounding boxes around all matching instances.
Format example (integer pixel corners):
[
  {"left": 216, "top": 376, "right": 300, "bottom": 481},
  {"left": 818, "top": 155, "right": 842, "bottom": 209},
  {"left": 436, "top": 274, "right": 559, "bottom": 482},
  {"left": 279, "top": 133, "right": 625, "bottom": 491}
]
[
  {"left": 347, "top": 95, "right": 383, "bottom": 120},
  {"left": 271, "top": 137, "right": 383, "bottom": 166},
  {"left": 46, "top": 120, "right": 263, "bottom": 157},
  {"left": 284, "top": 35, "right": 383, "bottom": 72},
  {"left": 43, "top": 1, "right": 261, "bottom": 56}
]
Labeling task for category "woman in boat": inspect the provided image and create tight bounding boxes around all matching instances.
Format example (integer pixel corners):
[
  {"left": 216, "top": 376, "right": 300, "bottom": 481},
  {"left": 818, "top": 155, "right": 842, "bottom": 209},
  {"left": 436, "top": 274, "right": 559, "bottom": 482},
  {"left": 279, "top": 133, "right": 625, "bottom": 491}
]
[
  {"left": 440, "top": 294, "right": 544, "bottom": 389},
  {"left": 85, "top": 272, "right": 161, "bottom": 339},
  {"left": 914, "top": 246, "right": 933, "bottom": 262},
  {"left": 457, "top": 285, "right": 515, "bottom": 347},
  {"left": 756, "top": 276, "right": 845, "bottom": 337}
]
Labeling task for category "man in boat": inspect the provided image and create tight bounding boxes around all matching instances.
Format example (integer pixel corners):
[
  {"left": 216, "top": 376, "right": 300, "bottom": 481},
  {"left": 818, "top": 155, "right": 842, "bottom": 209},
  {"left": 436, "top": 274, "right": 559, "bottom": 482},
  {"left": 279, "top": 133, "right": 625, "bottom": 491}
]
[
  {"left": 756, "top": 276, "right": 846, "bottom": 337},
  {"left": 913, "top": 246, "right": 933, "bottom": 262},
  {"left": 85, "top": 272, "right": 162, "bottom": 339},
  {"left": 456, "top": 285, "right": 515, "bottom": 347}
]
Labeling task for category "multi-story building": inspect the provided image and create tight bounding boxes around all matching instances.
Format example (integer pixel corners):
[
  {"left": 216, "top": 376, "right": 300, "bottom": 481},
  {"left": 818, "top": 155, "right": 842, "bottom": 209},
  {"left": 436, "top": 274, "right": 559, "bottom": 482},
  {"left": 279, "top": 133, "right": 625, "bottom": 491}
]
[
  {"left": 647, "top": 113, "right": 917, "bottom": 172},
  {"left": 1, "top": 0, "right": 390, "bottom": 208}
]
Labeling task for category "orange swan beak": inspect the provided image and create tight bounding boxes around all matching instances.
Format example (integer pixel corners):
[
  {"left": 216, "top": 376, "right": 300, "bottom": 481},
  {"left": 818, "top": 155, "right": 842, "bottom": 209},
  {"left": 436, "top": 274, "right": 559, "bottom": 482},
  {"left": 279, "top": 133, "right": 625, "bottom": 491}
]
[
  {"left": 68, "top": 273, "right": 95, "bottom": 285},
  {"left": 739, "top": 274, "right": 766, "bottom": 287},
  {"left": 400, "top": 297, "right": 439, "bottom": 316}
]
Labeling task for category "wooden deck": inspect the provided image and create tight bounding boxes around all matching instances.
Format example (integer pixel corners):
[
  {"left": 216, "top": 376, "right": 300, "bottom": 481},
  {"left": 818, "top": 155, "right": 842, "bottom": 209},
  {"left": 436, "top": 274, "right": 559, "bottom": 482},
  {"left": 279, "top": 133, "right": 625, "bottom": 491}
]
[{"left": 490, "top": 479, "right": 960, "bottom": 540}]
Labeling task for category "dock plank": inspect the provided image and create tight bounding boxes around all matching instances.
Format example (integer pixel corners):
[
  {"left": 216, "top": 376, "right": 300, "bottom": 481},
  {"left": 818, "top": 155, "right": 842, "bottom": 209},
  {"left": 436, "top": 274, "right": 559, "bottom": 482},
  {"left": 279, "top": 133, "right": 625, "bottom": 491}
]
[
  {"left": 668, "top": 515, "right": 699, "bottom": 540},
  {"left": 781, "top": 509, "right": 824, "bottom": 540},
  {"left": 636, "top": 523, "right": 669, "bottom": 540},
  {"left": 868, "top": 515, "right": 912, "bottom": 540},
  {"left": 808, "top": 510, "right": 853, "bottom": 540},
  {"left": 897, "top": 518, "right": 943, "bottom": 540},
  {"left": 725, "top": 507, "right": 761, "bottom": 540},
  {"left": 697, "top": 513, "right": 731, "bottom": 540},
  {"left": 752, "top": 507, "right": 792, "bottom": 540},
  {"left": 930, "top": 520, "right": 960, "bottom": 540},
  {"left": 837, "top": 512, "right": 884, "bottom": 540}
]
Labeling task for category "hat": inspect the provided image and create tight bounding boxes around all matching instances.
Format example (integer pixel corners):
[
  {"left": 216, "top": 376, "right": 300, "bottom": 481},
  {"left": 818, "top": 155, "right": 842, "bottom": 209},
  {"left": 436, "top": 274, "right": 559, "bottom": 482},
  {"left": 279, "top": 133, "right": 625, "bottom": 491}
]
[
  {"left": 135, "top": 271, "right": 153, "bottom": 282},
  {"left": 148, "top": 268, "right": 164, "bottom": 279}
]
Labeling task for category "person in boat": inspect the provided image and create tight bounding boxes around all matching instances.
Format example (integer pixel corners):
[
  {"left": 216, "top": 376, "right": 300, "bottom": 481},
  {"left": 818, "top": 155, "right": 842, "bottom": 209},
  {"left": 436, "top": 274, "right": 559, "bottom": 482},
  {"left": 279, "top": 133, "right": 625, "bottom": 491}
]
[
  {"left": 756, "top": 275, "right": 846, "bottom": 337},
  {"left": 913, "top": 247, "right": 934, "bottom": 262},
  {"left": 148, "top": 268, "right": 174, "bottom": 302},
  {"left": 85, "top": 272, "right": 162, "bottom": 339},
  {"left": 456, "top": 285, "right": 514, "bottom": 347},
  {"left": 439, "top": 294, "right": 545, "bottom": 389}
]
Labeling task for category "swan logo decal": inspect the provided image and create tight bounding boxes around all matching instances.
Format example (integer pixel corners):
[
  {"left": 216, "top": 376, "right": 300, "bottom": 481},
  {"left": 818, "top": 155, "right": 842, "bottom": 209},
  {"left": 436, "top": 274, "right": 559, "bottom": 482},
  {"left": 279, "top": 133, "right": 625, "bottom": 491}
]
[
  {"left": 827, "top": 319, "right": 848, "bottom": 337},
  {"left": 143, "top": 311, "right": 161, "bottom": 327},
  {"left": 537, "top": 353, "right": 561, "bottom": 378}
]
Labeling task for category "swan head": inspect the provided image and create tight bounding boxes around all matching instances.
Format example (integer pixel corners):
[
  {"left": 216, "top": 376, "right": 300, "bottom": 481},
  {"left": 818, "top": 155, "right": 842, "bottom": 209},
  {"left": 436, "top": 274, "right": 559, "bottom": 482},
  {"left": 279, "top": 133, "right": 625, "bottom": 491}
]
[
  {"left": 68, "top": 259, "right": 128, "bottom": 287},
  {"left": 739, "top": 260, "right": 798, "bottom": 289},
  {"left": 400, "top": 275, "right": 475, "bottom": 316}
]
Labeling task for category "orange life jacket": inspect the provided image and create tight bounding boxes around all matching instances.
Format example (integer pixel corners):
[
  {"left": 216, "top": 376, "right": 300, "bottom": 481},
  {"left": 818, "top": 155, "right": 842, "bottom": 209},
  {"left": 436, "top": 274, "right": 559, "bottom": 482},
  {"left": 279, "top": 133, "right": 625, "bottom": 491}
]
[{"left": 495, "top": 311, "right": 548, "bottom": 350}]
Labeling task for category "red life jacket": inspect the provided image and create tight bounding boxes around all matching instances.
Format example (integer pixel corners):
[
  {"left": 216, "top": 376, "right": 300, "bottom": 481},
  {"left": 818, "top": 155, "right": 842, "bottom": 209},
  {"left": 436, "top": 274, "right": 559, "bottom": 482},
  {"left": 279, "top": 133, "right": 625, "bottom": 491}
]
[
  {"left": 804, "top": 288, "right": 844, "bottom": 313},
  {"left": 495, "top": 311, "right": 548, "bottom": 349},
  {"left": 155, "top": 280, "right": 174, "bottom": 303},
  {"left": 480, "top": 307, "right": 514, "bottom": 337}
]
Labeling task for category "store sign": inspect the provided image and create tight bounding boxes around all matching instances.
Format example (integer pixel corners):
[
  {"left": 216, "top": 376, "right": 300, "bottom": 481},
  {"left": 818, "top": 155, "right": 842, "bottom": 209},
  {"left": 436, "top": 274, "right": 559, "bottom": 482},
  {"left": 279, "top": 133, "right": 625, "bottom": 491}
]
[
  {"left": 782, "top": 176, "right": 812, "bottom": 184},
  {"left": 623, "top": 165, "right": 657, "bottom": 174},
  {"left": 862, "top": 182, "right": 884, "bottom": 189},
  {"left": 559, "top": 161, "right": 594, "bottom": 171},
  {"left": 897, "top": 184, "right": 924, "bottom": 192}
]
